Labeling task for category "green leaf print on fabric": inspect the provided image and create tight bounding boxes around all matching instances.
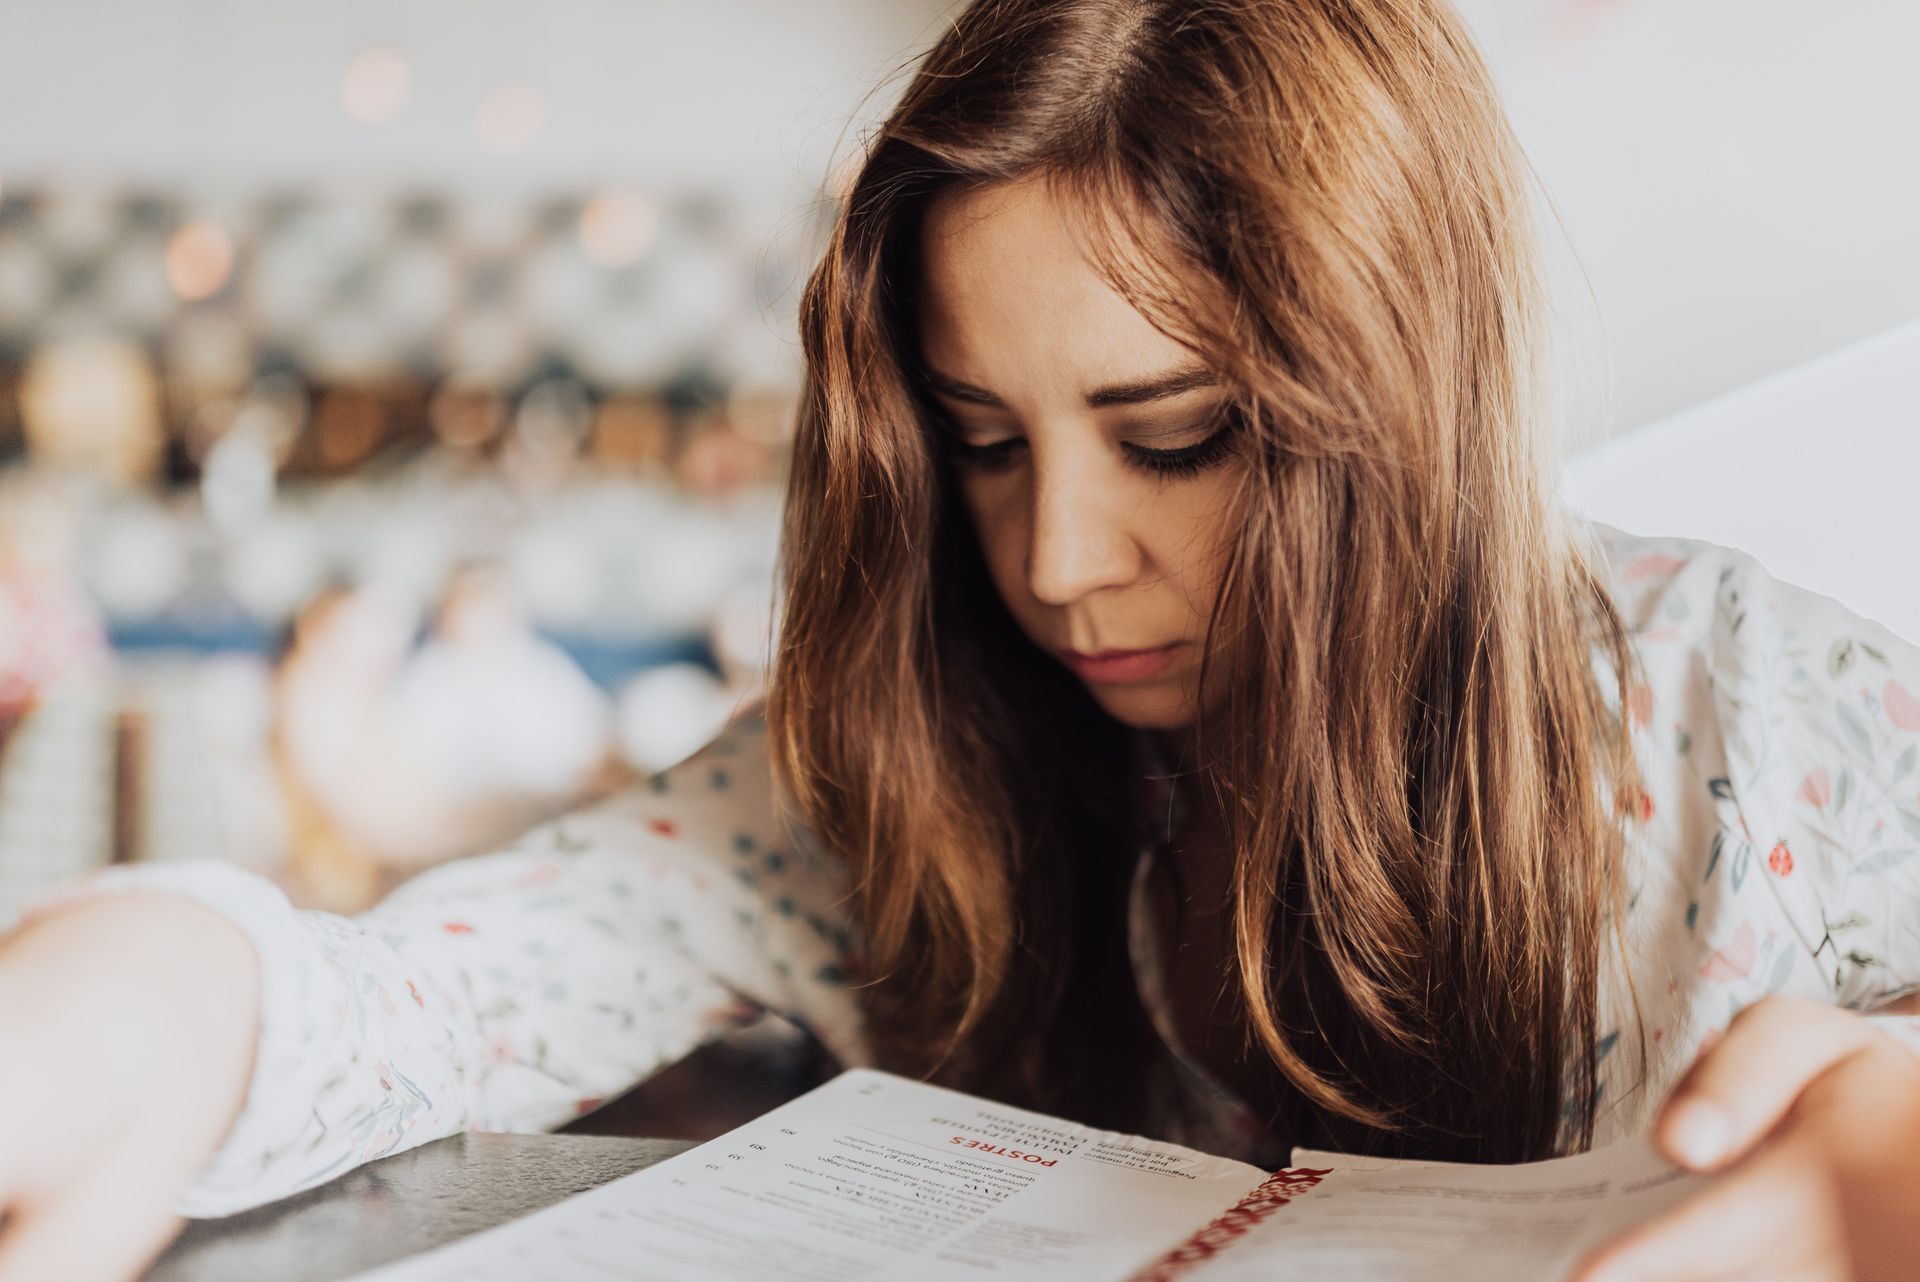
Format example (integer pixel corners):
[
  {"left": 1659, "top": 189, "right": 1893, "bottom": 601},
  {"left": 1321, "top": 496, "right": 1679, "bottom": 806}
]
[
  {"left": 548, "top": 824, "right": 591, "bottom": 855},
  {"left": 1836, "top": 701, "right": 1875, "bottom": 757},
  {"left": 1857, "top": 848, "right": 1917, "bottom": 875},
  {"left": 1763, "top": 946, "right": 1796, "bottom": 995}
]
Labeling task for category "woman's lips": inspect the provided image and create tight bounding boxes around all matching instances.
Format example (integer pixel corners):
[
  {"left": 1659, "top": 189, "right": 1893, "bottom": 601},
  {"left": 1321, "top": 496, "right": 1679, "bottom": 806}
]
[{"left": 1058, "top": 642, "right": 1187, "bottom": 685}]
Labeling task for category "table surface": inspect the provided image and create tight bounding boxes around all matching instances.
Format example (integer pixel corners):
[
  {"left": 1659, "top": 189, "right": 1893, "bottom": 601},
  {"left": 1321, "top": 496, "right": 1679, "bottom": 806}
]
[
  {"left": 138, "top": 1030, "right": 827, "bottom": 1282},
  {"left": 144, "top": 1132, "right": 697, "bottom": 1282}
]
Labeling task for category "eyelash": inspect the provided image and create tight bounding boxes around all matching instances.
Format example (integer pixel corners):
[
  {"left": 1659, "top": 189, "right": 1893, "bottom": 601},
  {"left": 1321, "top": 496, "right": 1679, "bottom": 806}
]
[{"left": 943, "top": 410, "right": 1242, "bottom": 479}]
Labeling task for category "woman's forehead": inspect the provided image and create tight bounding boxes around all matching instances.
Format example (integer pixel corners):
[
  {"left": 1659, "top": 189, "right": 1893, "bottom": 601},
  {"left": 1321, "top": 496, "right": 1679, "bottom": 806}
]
[{"left": 917, "top": 178, "right": 1200, "bottom": 403}]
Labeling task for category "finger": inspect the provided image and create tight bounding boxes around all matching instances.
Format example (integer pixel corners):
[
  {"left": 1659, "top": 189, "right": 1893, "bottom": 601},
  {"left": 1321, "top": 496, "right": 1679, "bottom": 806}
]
[
  {"left": 0, "top": 1169, "right": 184, "bottom": 1282},
  {"left": 1657, "top": 995, "right": 1877, "bottom": 1171},
  {"left": 1565, "top": 1131, "right": 1847, "bottom": 1282}
]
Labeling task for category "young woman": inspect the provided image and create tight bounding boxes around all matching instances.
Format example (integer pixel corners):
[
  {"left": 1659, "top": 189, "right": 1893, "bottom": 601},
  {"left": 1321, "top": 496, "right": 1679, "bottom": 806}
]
[{"left": 4, "top": 2, "right": 1919, "bottom": 1279}]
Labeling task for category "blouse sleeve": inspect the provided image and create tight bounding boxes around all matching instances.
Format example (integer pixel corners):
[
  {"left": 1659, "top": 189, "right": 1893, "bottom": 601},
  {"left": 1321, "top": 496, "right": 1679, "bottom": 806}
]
[
  {"left": 12, "top": 711, "right": 868, "bottom": 1219},
  {"left": 1700, "top": 543, "right": 1920, "bottom": 1013}
]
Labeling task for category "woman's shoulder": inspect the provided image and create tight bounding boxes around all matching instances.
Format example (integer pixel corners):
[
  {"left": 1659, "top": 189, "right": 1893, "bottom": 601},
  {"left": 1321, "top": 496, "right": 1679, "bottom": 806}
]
[
  {"left": 602, "top": 705, "right": 842, "bottom": 885},
  {"left": 1576, "top": 518, "right": 1919, "bottom": 697},
  {"left": 1576, "top": 518, "right": 1757, "bottom": 636}
]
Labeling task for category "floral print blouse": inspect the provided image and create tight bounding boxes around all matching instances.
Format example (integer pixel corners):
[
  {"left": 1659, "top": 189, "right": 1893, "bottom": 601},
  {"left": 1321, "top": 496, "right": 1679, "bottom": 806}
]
[{"left": 20, "top": 519, "right": 1920, "bottom": 1218}]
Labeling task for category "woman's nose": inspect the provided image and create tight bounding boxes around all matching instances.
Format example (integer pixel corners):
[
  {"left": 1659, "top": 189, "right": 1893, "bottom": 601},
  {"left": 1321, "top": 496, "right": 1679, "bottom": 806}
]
[{"left": 1024, "top": 455, "right": 1142, "bottom": 606}]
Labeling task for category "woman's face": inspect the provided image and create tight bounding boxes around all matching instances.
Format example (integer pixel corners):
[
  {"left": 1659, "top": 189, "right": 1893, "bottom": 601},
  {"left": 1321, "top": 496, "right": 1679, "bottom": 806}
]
[{"left": 917, "top": 176, "right": 1245, "bottom": 731}]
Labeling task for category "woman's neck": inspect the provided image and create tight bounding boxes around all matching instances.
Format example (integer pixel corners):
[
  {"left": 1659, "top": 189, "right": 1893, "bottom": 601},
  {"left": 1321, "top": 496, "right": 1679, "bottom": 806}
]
[
  {"left": 1141, "top": 725, "right": 1232, "bottom": 903},
  {"left": 1147, "top": 720, "right": 1206, "bottom": 772}
]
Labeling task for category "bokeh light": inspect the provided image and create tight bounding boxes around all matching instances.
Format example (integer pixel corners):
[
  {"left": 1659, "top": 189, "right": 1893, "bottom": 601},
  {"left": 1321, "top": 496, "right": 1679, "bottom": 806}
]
[
  {"left": 474, "top": 83, "right": 544, "bottom": 154},
  {"left": 164, "top": 220, "right": 234, "bottom": 302},
  {"left": 580, "top": 193, "right": 658, "bottom": 268},
  {"left": 341, "top": 46, "right": 412, "bottom": 124}
]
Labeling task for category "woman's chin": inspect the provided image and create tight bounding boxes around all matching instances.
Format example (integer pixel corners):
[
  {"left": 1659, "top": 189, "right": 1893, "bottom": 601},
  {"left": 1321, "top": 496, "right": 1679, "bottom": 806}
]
[{"left": 1083, "top": 681, "right": 1199, "bottom": 732}]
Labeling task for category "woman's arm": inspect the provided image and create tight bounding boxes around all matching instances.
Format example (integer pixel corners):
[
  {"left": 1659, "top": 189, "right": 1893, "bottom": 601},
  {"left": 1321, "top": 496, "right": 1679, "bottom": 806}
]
[
  {"left": 0, "top": 891, "right": 263, "bottom": 1282},
  {"left": 9, "top": 711, "right": 865, "bottom": 1219}
]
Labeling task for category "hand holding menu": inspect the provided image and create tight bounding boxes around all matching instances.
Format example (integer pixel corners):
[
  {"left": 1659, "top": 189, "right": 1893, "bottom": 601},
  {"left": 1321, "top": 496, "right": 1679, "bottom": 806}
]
[{"left": 350, "top": 1068, "right": 1706, "bottom": 1281}]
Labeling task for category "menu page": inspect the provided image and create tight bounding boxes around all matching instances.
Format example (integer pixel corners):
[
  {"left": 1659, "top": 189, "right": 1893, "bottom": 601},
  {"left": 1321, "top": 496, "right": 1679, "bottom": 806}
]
[
  {"left": 1138, "top": 1134, "right": 1708, "bottom": 1282},
  {"left": 350, "top": 1069, "right": 1268, "bottom": 1282}
]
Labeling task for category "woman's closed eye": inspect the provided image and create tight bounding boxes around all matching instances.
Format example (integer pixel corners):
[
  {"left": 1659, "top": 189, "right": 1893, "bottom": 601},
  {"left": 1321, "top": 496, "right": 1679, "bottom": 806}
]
[{"left": 943, "top": 409, "right": 1241, "bottom": 479}]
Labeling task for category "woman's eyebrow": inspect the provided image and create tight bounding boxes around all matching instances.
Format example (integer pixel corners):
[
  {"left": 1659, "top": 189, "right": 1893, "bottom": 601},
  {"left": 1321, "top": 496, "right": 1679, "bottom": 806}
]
[
  {"left": 922, "top": 364, "right": 1220, "bottom": 409},
  {"left": 1084, "top": 365, "right": 1219, "bottom": 407}
]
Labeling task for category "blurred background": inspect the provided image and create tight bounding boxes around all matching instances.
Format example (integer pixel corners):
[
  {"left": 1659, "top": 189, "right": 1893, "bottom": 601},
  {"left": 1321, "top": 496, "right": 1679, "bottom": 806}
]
[{"left": 0, "top": 0, "right": 1915, "bottom": 924}]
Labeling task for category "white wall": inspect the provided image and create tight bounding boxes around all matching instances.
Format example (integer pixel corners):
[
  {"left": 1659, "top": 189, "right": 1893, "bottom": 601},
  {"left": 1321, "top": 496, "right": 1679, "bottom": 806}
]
[
  {"left": 0, "top": 0, "right": 947, "bottom": 217},
  {"left": 1455, "top": 0, "right": 1920, "bottom": 439},
  {"left": 1563, "top": 318, "right": 1920, "bottom": 642}
]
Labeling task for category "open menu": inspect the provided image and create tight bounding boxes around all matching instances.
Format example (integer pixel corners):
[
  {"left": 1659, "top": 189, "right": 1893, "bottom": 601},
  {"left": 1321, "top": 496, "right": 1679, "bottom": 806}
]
[{"left": 348, "top": 1068, "right": 1707, "bottom": 1281}]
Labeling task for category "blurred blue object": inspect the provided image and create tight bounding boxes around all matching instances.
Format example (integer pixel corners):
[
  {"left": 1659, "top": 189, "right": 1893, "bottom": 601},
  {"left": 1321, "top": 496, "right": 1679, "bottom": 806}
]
[{"left": 106, "top": 616, "right": 716, "bottom": 692}]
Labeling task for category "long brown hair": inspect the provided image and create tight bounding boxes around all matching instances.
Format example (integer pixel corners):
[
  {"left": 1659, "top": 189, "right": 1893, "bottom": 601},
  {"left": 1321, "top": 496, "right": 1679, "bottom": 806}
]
[{"left": 768, "top": 0, "right": 1644, "bottom": 1162}]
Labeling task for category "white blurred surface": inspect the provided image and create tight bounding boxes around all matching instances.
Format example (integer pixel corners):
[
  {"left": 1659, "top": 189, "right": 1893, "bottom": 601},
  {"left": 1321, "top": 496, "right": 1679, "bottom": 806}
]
[
  {"left": 1455, "top": 0, "right": 1920, "bottom": 440},
  {"left": 1563, "top": 318, "right": 1920, "bottom": 644},
  {"left": 0, "top": 0, "right": 945, "bottom": 216},
  {"left": 1, "top": 1, "right": 1912, "bottom": 441}
]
